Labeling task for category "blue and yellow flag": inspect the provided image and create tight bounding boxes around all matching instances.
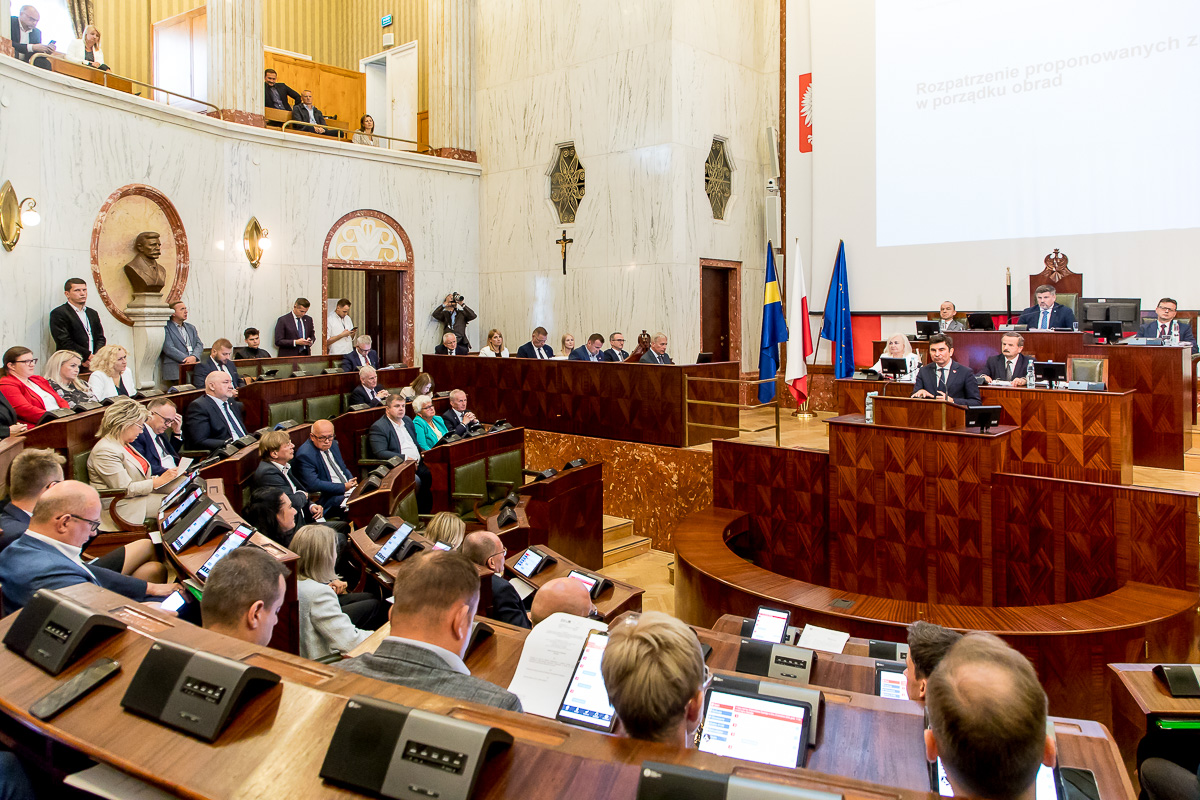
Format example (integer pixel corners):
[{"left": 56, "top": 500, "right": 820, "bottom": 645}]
[{"left": 758, "top": 244, "right": 788, "bottom": 403}]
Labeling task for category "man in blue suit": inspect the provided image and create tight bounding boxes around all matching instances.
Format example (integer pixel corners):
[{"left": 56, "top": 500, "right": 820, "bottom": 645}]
[
  {"left": 341, "top": 335, "right": 379, "bottom": 373},
  {"left": 132, "top": 397, "right": 183, "bottom": 475},
  {"left": 294, "top": 419, "right": 357, "bottom": 517},
  {"left": 602, "top": 332, "right": 629, "bottom": 362},
  {"left": 1138, "top": 297, "right": 1198, "bottom": 353},
  {"left": 183, "top": 372, "right": 249, "bottom": 451},
  {"left": 516, "top": 327, "right": 555, "bottom": 359},
  {"left": 368, "top": 394, "right": 432, "bottom": 513},
  {"left": 0, "top": 482, "right": 178, "bottom": 615},
  {"left": 1017, "top": 285, "right": 1076, "bottom": 330},
  {"left": 191, "top": 339, "right": 246, "bottom": 390},
  {"left": 569, "top": 333, "right": 606, "bottom": 362},
  {"left": 160, "top": 301, "right": 203, "bottom": 383},
  {"left": 911, "top": 334, "right": 980, "bottom": 407}
]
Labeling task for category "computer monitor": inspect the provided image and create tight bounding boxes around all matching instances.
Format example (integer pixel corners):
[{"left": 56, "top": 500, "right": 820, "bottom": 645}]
[
  {"left": 1081, "top": 297, "right": 1140, "bottom": 332},
  {"left": 965, "top": 405, "right": 1003, "bottom": 433},
  {"left": 967, "top": 313, "right": 994, "bottom": 331},
  {"left": 695, "top": 352, "right": 713, "bottom": 364},
  {"left": 879, "top": 357, "right": 909, "bottom": 379},
  {"left": 915, "top": 321, "right": 940, "bottom": 339},
  {"left": 1091, "top": 320, "right": 1124, "bottom": 344},
  {"left": 1033, "top": 361, "right": 1068, "bottom": 385}
]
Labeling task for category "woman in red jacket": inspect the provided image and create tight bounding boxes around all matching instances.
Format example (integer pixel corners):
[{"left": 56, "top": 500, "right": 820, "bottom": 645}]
[{"left": 0, "top": 346, "right": 69, "bottom": 425}]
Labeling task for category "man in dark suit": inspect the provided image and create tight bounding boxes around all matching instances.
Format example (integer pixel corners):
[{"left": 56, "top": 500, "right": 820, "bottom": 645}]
[
  {"left": 184, "top": 372, "right": 249, "bottom": 451},
  {"left": 233, "top": 328, "right": 272, "bottom": 359},
  {"left": 290, "top": 89, "right": 338, "bottom": 136},
  {"left": 640, "top": 332, "right": 674, "bottom": 364},
  {"left": 980, "top": 333, "right": 1034, "bottom": 386},
  {"left": 369, "top": 394, "right": 431, "bottom": 512},
  {"left": 49, "top": 278, "right": 106, "bottom": 366},
  {"left": 569, "top": 333, "right": 606, "bottom": 362},
  {"left": 463, "top": 531, "right": 531, "bottom": 630},
  {"left": 441, "top": 389, "right": 478, "bottom": 435},
  {"left": 1017, "top": 284, "right": 1077, "bottom": 330},
  {"left": 274, "top": 298, "right": 316, "bottom": 356},
  {"left": 434, "top": 332, "right": 469, "bottom": 355},
  {"left": 602, "top": 331, "right": 629, "bottom": 362},
  {"left": 1138, "top": 297, "right": 1198, "bottom": 353},
  {"left": 340, "top": 336, "right": 379, "bottom": 373},
  {"left": 192, "top": 339, "right": 246, "bottom": 391},
  {"left": 252, "top": 430, "right": 327, "bottom": 526},
  {"left": 0, "top": 448, "right": 65, "bottom": 546},
  {"left": 516, "top": 327, "right": 555, "bottom": 359},
  {"left": 160, "top": 301, "right": 204, "bottom": 383},
  {"left": 0, "top": 392, "right": 28, "bottom": 440},
  {"left": 336, "top": 550, "right": 524, "bottom": 710},
  {"left": 11, "top": 6, "right": 55, "bottom": 68},
  {"left": 294, "top": 419, "right": 357, "bottom": 516},
  {"left": 263, "top": 68, "right": 301, "bottom": 112},
  {"left": 431, "top": 294, "right": 477, "bottom": 350},
  {"left": 348, "top": 366, "right": 388, "bottom": 408},
  {"left": 132, "top": 398, "right": 183, "bottom": 476},
  {"left": 912, "top": 334, "right": 980, "bottom": 407}
]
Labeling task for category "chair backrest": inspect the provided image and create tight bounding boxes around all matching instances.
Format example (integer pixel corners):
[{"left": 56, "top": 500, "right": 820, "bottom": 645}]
[
  {"left": 1029, "top": 257, "right": 1083, "bottom": 306},
  {"left": 1067, "top": 356, "right": 1108, "bottom": 385},
  {"left": 451, "top": 458, "right": 487, "bottom": 515},
  {"left": 305, "top": 394, "right": 341, "bottom": 422},
  {"left": 73, "top": 450, "right": 90, "bottom": 482},
  {"left": 392, "top": 487, "right": 419, "bottom": 527},
  {"left": 268, "top": 400, "right": 304, "bottom": 428},
  {"left": 486, "top": 449, "right": 523, "bottom": 502}
]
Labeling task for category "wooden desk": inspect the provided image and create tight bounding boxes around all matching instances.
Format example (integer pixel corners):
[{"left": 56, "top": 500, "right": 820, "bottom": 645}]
[
  {"left": 0, "top": 435, "right": 24, "bottom": 487},
  {"left": 421, "top": 426, "right": 525, "bottom": 514},
  {"left": 48, "top": 57, "right": 137, "bottom": 95},
  {"left": 345, "top": 460, "right": 417, "bottom": 528},
  {"left": 421, "top": 354, "right": 739, "bottom": 447},
  {"left": 1109, "top": 664, "right": 1200, "bottom": 786},
  {"left": 234, "top": 368, "right": 416, "bottom": 431},
  {"left": 198, "top": 423, "right": 313, "bottom": 513},
  {"left": 503, "top": 545, "right": 643, "bottom": 622},
  {"left": 517, "top": 460, "right": 604, "bottom": 570}
]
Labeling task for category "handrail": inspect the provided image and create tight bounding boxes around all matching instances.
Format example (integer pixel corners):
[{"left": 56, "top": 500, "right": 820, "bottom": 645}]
[
  {"left": 683, "top": 374, "right": 782, "bottom": 447},
  {"left": 281, "top": 119, "right": 348, "bottom": 139},
  {"left": 344, "top": 130, "right": 429, "bottom": 152},
  {"left": 30, "top": 54, "right": 221, "bottom": 116},
  {"left": 280, "top": 120, "right": 430, "bottom": 152}
]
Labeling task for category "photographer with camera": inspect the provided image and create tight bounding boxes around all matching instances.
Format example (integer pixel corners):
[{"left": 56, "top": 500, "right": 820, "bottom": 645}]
[{"left": 431, "top": 292, "right": 477, "bottom": 351}]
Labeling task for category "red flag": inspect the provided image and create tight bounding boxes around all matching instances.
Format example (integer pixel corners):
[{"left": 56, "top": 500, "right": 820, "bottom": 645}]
[
  {"left": 798, "top": 73, "right": 812, "bottom": 153},
  {"left": 785, "top": 239, "right": 813, "bottom": 402}
]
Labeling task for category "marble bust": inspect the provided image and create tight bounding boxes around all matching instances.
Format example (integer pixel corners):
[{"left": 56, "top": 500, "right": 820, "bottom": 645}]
[{"left": 124, "top": 231, "right": 168, "bottom": 293}]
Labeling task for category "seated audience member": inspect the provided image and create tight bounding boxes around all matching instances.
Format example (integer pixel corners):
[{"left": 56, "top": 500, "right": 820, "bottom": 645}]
[
  {"left": 570, "top": 333, "right": 606, "bottom": 362},
  {"left": 291, "top": 89, "right": 338, "bottom": 136},
  {"left": 49, "top": 277, "right": 106, "bottom": 365},
  {"left": 160, "top": 301, "right": 203, "bottom": 383},
  {"left": 341, "top": 334, "right": 378, "bottom": 372},
  {"left": 0, "top": 751, "right": 34, "bottom": 800},
  {"left": 253, "top": 430, "right": 326, "bottom": 527},
  {"left": 11, "top": 5, "right": 54, "bottom": 67},
  {"left": 0, "top": 481, "right": 177, "bottom": 614},
  {"left": 336, "top": 550, "right": 523, "bottom": 711},
  {"left": 294, "top": 419, "right": 357, "bottom": 516},
  {"left": 87, "top": 344, "right": 135, "bottom": 401},
  {"left": 530, "top": 577, "right": 596, "bottom": 625},
  {"left": 603, "top": 331, "right": 629, "bottom": 362},
  {"left": 478, "top": 328, "right": 509, "bottom": 357},
  {"left": 192, "top": 338, "right": 245, "bottom": 390},
  {"left": 412, "top": 395, "right": 449, "bottom": 451},
  {"left": 200, "top": 546, "right": 289, "bottom": 645},
  {"left": 904, "top": 620, "right": 962, "bottom": 703},
  {"left": 938, "top": 301, "right": 966, "bottom": 331},
  {"left": 869, "top": 333, "right": 921, "bottom": 381},
  {"left": 408, "top": 372, "right": 434, "bottom": 399},
  {"left": 368, "top": 394, "right": 431, "bottom": 511},
  {"left": 435, "top": 332, "right": 469, "bottom": 356},
  {"left": 263, "top": 68, "right": 301, "bottom": 113},
  {"left": 1018, "top": 284, "right": 1077, "bottom": 330},
  {"left": 601, "top": 611, "right": 707, "bottom": 746},
  {"left": 131, "top": 397, "right": 182, "bottom": 476},
  {"left": 327, "top": 298, "right": 356, "bottom": 356},
  {"left": 0, "top": 391, "right": 25, "bottom": 439},
  {"left": 463, "top": 531, "right": 531, "bottom": 629},
  {"left": 424, "top": 511, "right": 466, "bottom": 551},
  {"left": 1140, "top": 759, "right": 1200, "bottom": 800},
  {"left": 233, "top": 328, "right": 271, "bottom": 359},
  {"left": 1, "top": 346, "right": 68, "bottom": 423},
  {"left": 242, "top": 486, "right": 300, "bottom": 548},
  {"left": 88, "top": 400, "right": 179, "bottom": 526},
  {"left": 925, "top": 634, "right": 1056, "bottom": 800},
  {"left": 43, "top": 348, "right": 98, "bottom": 406},
  {"left": 516, "top": 326, "right": 554, "bottom": 359},
  {"left": 1139, "top": 297, "right": 1198, "bottom": 353},
  {"left": 981, "top": 333, "right": 1034, "bottom": 385},
  {"left": 65, "top": 24, "right": 108, "bottom": 70},
  {"left": 441, "top": 389, "right": 478, "bottom": 435},
  {"left": 274, "top": 298, "right": 316, "bottom": 357},
  {"left": 640, "top": 333, "right": 674, "bottom": 364},
  {"left": 183, "top": 371, "right": 248, "bottom": 451},
  {"left": 557, "top": 333, "right": 575, "bottom": 359},
  {"left": 911, "top": 334, "right": 980, "bottom": 406},
  {"left": 293, "top": 524, "right": 387, "bottom": 659},
  {"left": 349, "top": 366, "right": 388, "bottom": 407},
  {"left": 352, "top": 115, "right": 380, "bottom": 147}
]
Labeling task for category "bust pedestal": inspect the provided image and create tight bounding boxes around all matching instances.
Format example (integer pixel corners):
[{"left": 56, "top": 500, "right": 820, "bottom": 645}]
[{"left": 125, "top": 293, "right": 172, "bottom": 390}]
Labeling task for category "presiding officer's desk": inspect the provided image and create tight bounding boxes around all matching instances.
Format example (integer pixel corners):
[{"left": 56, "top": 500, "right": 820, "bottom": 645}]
[{"left": 1108, "top": 663, "right": 1200, "bottom": 787}]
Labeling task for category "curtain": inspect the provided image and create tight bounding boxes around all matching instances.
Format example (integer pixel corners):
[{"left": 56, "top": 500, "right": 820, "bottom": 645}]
[{"left": 66, "top": 0, "right": 94, "bottom": 39}]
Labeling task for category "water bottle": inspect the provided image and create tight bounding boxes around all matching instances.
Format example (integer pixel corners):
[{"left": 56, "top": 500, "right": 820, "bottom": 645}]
[
  {"left": 865, "top": 392, "right": 877, "bottom": 424},
  {"left": 1026, "top": 360, "right": 1035, "bottom": 388}
]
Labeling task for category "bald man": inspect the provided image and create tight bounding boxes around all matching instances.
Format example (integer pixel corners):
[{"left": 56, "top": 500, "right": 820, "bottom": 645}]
[
  {"left": 462, "top": 531, "right": 531, "bottom": 629},
  {"left": 530, "top": 577, "right": 596, "bottom": 625},
  {"left": 0, "top": 481, "right": 177, "bottom": 614},
  {"left": 293, "top": 419, "right": 357, "bottom": 517},
  {"left": 183, "top": 371, "right": 248, "bottom": 451}
]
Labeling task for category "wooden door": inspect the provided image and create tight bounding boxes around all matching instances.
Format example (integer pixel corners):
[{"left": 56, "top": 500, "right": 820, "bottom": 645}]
[
  {"left": 701, "top": 266, "right": 731, "bottom": 361},
  {"left": 365, "top": 271, "right": 406, "bottom": 366}
]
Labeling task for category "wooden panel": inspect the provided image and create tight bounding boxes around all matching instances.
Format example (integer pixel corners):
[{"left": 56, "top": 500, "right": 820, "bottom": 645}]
[
  {"left": 517, "top": 462, "right": 605, "bottom": 570},
  {"left": 264, "top": 50, "right": 365, "bottom": 132},
  {"left": 420, "top": 427, "right": 525, "bottom": 514}
]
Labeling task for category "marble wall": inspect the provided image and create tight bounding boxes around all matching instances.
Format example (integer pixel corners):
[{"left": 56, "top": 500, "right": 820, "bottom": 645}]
[
  {"left": 0, "top": 57, "right": 480, "bottom": 376},
  {"left": 476, "top": 0, "right": 779, "bottom": 372}
]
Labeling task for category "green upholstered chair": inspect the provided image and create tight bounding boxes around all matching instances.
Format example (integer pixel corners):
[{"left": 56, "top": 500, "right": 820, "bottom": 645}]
[
  {"left": 451, "top": 458, "right": 487, "bottom": 516},
  {"left": 268, "top": 400, "right": 304, "bottom": 428},
  {"left": 72, "top": 449, "right": 90, "bottom": 483},
  {"left": 1067, "top": 357, "right": 1107, "bottom": 386},
  {"left": 486, "top": 449, "right": 523, "bottom": 502},
  {"left": 358, "top": 433, "right": 390, "bottom": 478},
  {"left": 305, "top": 395, "right": 341, "bottom": 422},
  {"left": 392, "top": 488, "right": 420, "bottom": 527}
]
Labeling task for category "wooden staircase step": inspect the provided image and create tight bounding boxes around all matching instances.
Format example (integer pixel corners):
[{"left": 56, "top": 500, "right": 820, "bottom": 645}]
[
  {"left": 602, "top": 515, "right": 634, "bottom": 546},
  {"left": 603, "top": 534, "right": 651, "bottom": 567}
]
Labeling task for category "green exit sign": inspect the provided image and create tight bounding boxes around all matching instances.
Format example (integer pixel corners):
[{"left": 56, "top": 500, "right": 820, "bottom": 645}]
[{"left": 381, "top": 14, "right": 393, "bottom": 27}]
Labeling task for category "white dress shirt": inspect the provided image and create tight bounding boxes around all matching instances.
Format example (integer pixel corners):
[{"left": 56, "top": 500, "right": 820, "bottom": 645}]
[
  {"left": 26, "top": 380, "right": 62, "bottom": 411},
  {"left": 150, "top": 434, "right": 177, "bottom": 470},
  {"left": 271, "top": 461, "right": 302, "bottom": 493},
  {"left": 328, "top": 313, "right": 354, "bottom": 355},
  {"left": 72, "top": 304, "right": 95, "bottom": 351},
  {"left": 389, "top": 417, "right": 420, "bottom": 460}
]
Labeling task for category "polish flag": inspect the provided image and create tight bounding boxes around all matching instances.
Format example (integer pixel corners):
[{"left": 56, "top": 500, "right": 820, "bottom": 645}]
[
  {"left": 785, "top": 238, "right": 813, "bottom": 403},
  {"left": 798, "top": 73, "right": 813, "bottom": 153}
]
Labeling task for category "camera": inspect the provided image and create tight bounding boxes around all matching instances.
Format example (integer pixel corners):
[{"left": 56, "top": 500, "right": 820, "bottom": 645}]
[{"left": 451, "top": 292, "right": 465, "bottom": 304}]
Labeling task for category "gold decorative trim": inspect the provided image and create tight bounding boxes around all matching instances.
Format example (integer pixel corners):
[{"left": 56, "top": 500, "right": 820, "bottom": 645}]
[
  {"left": 243, "top": 216, "right": 269, "bottom": 268},
  {"left": 705, "top": 138, "right": 732, "bottom": 220},
  {"left": 0, "top": 181, "right": 20, "bottom": 251},
  {"left": 549, "top": 144, "right": 586, "bottom": 224}
]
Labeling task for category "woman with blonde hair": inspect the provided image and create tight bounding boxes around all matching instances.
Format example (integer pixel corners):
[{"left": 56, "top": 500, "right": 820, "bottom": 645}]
[
  {"left": 477, "top": 329, "right": 510, "bottom": 358},
  {"left": 88, "top": 344, "right": 135, "bottom": 401},
  {"left": 44, "top": 349, "right": 98, "bottom": 406},
  {"left": 65, "top": 24, "right": 108, "bottom": 71},
  {"left": 423, "top": 511, "right": 465, "bottom": 550},
  {"left": 88, "top": 399, "right": 179, "bottom": 527},
  {"left": 869, "top": 333, "right": 922, "bottom": 382},
  {"left": 293, "top": 524, "right": 386, "bottom": 659},
  {"left": 557, "top": 333, "right": 575, "bottom": 359}
]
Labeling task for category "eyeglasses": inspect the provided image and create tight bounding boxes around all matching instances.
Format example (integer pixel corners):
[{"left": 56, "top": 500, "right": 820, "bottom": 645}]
[
  {"left": 313, "top": 434, "right": 336, "bottom": 442},
  {"left": 701, "top": 665, "right": 713, "bottom": 693},
  {"left": 490, "top": 548, "right": 507, "bottom": 560},
  {"left": 67, "top": 514, "right": 102, "bottom": 533},
  {"left": 14, "top": 358, "right": 37, "bottom": 366}
]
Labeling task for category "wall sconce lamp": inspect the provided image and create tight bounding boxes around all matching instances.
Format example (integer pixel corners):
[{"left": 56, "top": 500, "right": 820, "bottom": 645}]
[
  {"left": 0, "top": 180, "right": 41, "bottom": 251},
  {"left": 243, "top": 216, "right": 271, "bottom": 268}
]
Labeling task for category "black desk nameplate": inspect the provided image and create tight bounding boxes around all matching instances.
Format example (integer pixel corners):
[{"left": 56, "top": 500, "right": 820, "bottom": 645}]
[{"left": 2, "top": 589, "right": 127, "bottom": 675}]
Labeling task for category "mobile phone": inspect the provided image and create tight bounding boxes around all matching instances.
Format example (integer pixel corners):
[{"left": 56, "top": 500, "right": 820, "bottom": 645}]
[
  {"left": 750, "top": 606, "right": 790, "bottom": 644},
  {"left": 160, "top": 590, "right": 187, "bottom": 613},
  {"left": 29, "top": 658, "right": 120, "bottom": 721}
]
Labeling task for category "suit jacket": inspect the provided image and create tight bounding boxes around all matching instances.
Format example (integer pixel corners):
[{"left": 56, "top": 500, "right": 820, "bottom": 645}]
[
  {"left": 516, "top": 342, "right": 555, "bottom": 359},
  {"left": 336, "top": 638, "right": 523, "bottom": 711},
  {"left": 0, "top": 504, "right": 30, "bottom": 536},
  {"left": 0, "top": 392, "right": 19, "bottom": 439},
  {"left": 367, "top": 414, "right": 419, "bottom": 460},
  {"left": 264, "top": 81, "right": 302, "bottom": 111},
  {"left": 131, "top": 426, "right": 182, "bottom": 476},
  {"left": 348, "top": 384, "right": 384, "bottom": 408},
  {"left": 413, "top": 415, "right": 448, "bottom": 451},
  {"left": 274, "top": 312, "right": 315, "bottom": 357},
  {"left": 1018, "top": 303, "right": 1077, "bottom": 330},
  {"left": 290, "top": 103, "right": 335, "bottom": 136},
  {"left": 939, "top": 319, "right": 966, "bottom": 332},
  {"left": 602, "top": 347, "right": 629, "bottom": 362},
  {"left": 294, "top": 439, "right": 354, "bottom": 514},
  {"left": 430, "top": 304, "right": 477, "bottom": 349},
  {"left": 1138, "top": 319, "right": 1198, "bottom": 352},
  {"left": 88, "top": 436, "right": 160, "bottom": 524},
  {"left": 233, "top": 346, "right": 272, "bottom": 360},
  {"left": 912, "top": 361, "right": 981, "bottom": 407},
  {"left": 982, "top": 353, "right": 1034, "bottom": 382},
  {"left": 251, "top": 460, "right": 318, "bottom": 526},
  {"left": 569, "top": 345, "right": 604, "bottom": 362},
  {"left": 441, "top": 407, "right": 472, "bottom": 436},
  {"left": 434, "top": 343, "right": 470, "bottom": 356},
  {"left": 640, "top": 350, "right": 674, "bottom": 365},
  {"left": 0, "top": 374, "right": 69, "bottom": 424},
  {"left": 160, "top": 321, "right": 204, "bottom": 381},
  {"left": 87, "top": 369, "right": 135, "bottom": 402},
  {"left": 49, "top": 302, "right": 106, "bottom": 360},
  {"left": 298, "top": 579, "right": 371, "bottom": 659},
  {"left": 486, "top": 575, "right": 532, "bottom": 629},
  {"left": 341, "top": 349, "right": 379, "bottom": 373},
  {"left": 183, "top": 394, "right": 248, "bottom": 451},
  {"left": 0, "top": 534, "right": 149, "bottom": 615},
  {"left": 192, "top": 357, "right": 245, "bottom": 390},
  {"left": 10, "top": 16, "right": 43, "bottom": 62}
]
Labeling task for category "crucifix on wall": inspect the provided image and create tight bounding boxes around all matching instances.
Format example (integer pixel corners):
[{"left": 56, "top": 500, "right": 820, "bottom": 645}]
[{"left": 556, "top": 229, "right": 573, "bottom": 276}]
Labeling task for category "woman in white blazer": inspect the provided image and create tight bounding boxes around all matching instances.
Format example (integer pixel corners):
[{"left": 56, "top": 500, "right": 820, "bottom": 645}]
[
  {"left": 87, "top": 400, "right": 178, "bottom": 528},
  {"left": 64, "top": 25, "right": 107, "bottom": 70},
  {"left": 292, "top": 524, "right": 386, "bottom": 659},
  {"left": 87, "top": 345, "right": 136, "bottom": 401}
]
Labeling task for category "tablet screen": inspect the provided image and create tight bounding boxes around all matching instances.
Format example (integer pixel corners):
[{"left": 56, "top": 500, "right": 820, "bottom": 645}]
[
  {"left": 431, "top": 541, "right": 452, "bottom": 551},
  {"left": 556, "top": 631, "right": 616, "bottom": 732},
  {"left": 197, "top": 525, "right": 253, "bottom": 580},
  {"left": 876, "top": 665, "right": 908, "bottom": 700},
  {"left": 567, "top": 570, "right": 598, "bottom": 591},
  {"left": 374, "top": 522, "right": 414, "bottom": 565},
  {"left": 935, "top": 759, "right": 1057, "bottom": 800},
  {"left": 751, "top": 607, "right": 790, "bottom": 644},
  {"left": 513, "top": 549, "right": 544, "bottom": 577},
  {"left": 160, "top": 473, "right": 198, "bottom": 510},
  {"left": 169, "top": 504, "right": 218, "bottom": 553},
  {"left": 163, "top": 488, "right": 203, "bottom": 531},
  {"left": 698, "top": 689, "right": 808, "bottom": 768}
]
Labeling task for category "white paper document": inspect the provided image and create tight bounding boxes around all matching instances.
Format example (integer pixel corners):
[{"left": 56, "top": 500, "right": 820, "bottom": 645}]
[
  {"left": 65, "top": 763, "right": 177, "bottom": 800},
  {"left": 797, "top": 624, "right": 850, "bottom": 654},
  {"left": 506, "top": 612, "right": 606, "bottom": 718}
]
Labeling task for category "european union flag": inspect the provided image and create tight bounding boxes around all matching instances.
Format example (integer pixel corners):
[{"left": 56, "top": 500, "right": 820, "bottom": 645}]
[
  {"left": 758, "top": 244, "right": 788, "bottom": 403},
  {"left": 820, "top": 241, "right": 855, "bottom": 378}
]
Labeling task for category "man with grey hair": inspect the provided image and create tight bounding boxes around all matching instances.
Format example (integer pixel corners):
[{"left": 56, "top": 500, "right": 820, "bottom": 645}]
[
  {"left": 981, "top": 332, "right": 1033, "bottom": 386},
  {"left": 435, "top": 331, "right": 469, "bottom": 356},
  {"left": 441, "top": 389, "right": 478, "bottom": 435},
  {"left": 11, "top": 5, "right": 55, "bottom": 67},
  {"left": 640, "top": 333, "right": 674, "bottom": 364},
  {"left": 340, "top": 333, "right": 377, "bottom": 372},
  {"left": 348, "top": 365, "right": 388, "bottom": 408}
]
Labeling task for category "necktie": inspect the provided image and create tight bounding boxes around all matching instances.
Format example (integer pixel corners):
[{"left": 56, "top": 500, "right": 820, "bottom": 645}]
[
  {"left": 937, "top": 369, "right": 947, "bottom": 394},
  {"left": 1005, "top": 360, "right": 1013, "bottom": 381},
  {"left": 1160, "top": 323, "right": 1168, "bottom": 339},
  {"left": 323, "top": 449, "right": 347, "bottom": 482},
  {"left": 536, "top": 347, "right": 545, "bottom": 360},
  {"left": 659, "top": 354, "right": 666, "bottom": 364},
  {"left": 1040, "top": 309, "right": 1049, "bottom": 329},
  {"left": 220, "top": 401, "right": 245, "bottom": 437}
]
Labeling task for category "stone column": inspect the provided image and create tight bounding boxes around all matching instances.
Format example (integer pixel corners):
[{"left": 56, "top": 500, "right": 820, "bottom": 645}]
[
  {"left": 126, "top": 294, "right": 173, "bottom": 390},
  {"left": 207, "top": 0, "right": 264, "bottom": 126},
  {"left": 427, "top": 0, "right": 477, "bottom": 161},
  {"left": 0, "top": 0, "right": 14, "bottom": 58}
]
